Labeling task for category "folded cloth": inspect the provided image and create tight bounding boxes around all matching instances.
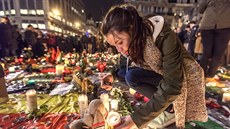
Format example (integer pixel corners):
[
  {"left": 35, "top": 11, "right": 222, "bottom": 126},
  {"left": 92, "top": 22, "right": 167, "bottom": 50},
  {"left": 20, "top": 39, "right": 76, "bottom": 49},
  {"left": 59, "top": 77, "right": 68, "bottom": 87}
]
[{"left": 49, "top": 83, "right": 74, "bottom": 96}]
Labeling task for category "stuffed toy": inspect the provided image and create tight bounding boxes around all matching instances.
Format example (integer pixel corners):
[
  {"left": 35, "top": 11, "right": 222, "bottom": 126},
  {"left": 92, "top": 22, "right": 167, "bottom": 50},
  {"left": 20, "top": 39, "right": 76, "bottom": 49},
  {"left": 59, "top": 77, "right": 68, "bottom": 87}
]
[{"left": 69, "top": 99, "right": 108, "bottom": 129}]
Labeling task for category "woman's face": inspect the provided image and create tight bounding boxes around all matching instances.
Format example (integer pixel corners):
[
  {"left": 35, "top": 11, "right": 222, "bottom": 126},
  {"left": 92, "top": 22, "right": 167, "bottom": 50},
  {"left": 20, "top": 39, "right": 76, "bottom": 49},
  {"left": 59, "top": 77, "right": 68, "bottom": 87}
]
[{"left": 105, "top": 31, "right": 131, "bottom": 55}]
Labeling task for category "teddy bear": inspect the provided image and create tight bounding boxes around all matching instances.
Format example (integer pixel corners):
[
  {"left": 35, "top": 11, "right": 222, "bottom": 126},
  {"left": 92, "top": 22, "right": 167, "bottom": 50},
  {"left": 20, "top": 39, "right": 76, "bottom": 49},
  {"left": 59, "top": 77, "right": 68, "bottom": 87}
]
[{"left": 69, "top": 99, "right": 108, "bottom": 129}]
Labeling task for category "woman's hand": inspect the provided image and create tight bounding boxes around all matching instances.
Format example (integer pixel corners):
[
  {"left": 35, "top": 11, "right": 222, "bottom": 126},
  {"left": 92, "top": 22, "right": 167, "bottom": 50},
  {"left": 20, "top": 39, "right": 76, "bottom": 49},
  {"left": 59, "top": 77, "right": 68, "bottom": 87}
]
[
  {"left": 100, "top": 73, "right": 114, "bottom": 91},
  {"left": 100, "top": 84, "right": 113, "bottom": 91},
  {"left": 115, "top": 115, "right": 138, "bottom": 129}
]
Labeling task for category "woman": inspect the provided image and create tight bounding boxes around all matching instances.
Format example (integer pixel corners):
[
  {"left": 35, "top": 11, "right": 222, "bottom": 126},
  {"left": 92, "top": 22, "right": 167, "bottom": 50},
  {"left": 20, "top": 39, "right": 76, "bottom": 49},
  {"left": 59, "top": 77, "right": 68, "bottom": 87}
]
[{"left": 101, "top": 4, "right": 208, "bottom": 129}]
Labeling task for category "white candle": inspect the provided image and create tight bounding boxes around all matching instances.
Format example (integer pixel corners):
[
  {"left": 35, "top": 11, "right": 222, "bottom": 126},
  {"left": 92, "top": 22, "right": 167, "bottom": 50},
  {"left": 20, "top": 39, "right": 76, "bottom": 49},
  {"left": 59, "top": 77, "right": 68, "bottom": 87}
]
[
  {"left": 100, "top": 93, "right": 110, "bottom": 111},
  {"left": 89, "top": 63, "right": 93, "bottom": 66},
  {"left": 26, "top": 89, "right": 37, "bottom": 112},
  {"left": 78, "top": 94, "right": 88, "bottom": 117},
  {"left": 55, "top": 64, "right": 65, "bottom": 75},
  {"left": 110, "top": 99, "right": 119, "bottom": 111},
  {"left": 8, "top": 66, "right": 15, "bottom": 73},
  {"left": 129, "top": 88, "right": 136, "bottom": 95},
  {"left": 106, "top": 111, "right": 121, "bottom": 128},
  {"left": 222, "top": 92, "right": 230, "bottom": 103}
]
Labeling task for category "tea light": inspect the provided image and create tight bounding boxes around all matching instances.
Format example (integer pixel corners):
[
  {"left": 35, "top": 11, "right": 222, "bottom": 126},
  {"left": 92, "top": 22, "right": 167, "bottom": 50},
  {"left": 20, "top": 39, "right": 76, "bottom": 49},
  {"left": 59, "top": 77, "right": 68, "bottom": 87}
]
[
  {"left": 110, "top": 99, "right": 119, "bottom": 111},
  {"left": 56, "top": 65, "right": 65, "bottom": 75},
  {"left": 28, "top": 80, "right": 36, "bottom": 85},
  {"left": 222, "top": 92, "right": 230, "bottom": 103},
  {"left": 100, "top": 93, "right": 110, "bottom": 111},
  {"left": 89, "top": 63, "right": 93, "bottom": 67},
  {"left": 64, "top": 59, "right": 70, "bottom": 65},
  {"left": 78, "top": 94, "right": 88, "bottom": 117},
  {"left": 106, "top": 111, "right": 121, "bottom": 128},
  {"left": 8, "top": 66, "right": 15, "bottom": 73},
  {"left": 129, "top": 88, "right": 136, "bottom": 95},
  {"left": 26, "top": 89, "right": 37, "bottom": 112}
]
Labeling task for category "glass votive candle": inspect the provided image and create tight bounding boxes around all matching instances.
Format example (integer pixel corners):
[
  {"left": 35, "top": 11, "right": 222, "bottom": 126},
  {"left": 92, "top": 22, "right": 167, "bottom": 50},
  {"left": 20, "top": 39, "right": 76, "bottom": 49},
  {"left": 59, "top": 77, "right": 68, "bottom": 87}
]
[
  {"left": 110, "top": 99, "right": 119, "bottom": 111},
  {"left": 55, "top": 64, "right": 65, "bottom": 75},
  {"left": 106, "top": 111, "right": 122, "bottom": 128}
]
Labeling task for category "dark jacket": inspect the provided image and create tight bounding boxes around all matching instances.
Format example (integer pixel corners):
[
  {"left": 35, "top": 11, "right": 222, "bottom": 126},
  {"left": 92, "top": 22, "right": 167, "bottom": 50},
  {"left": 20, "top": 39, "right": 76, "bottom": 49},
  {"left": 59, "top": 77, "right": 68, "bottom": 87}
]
[
  {"left": 0, "top": 23, "right": 11, "bottom": 48},
  {"left": 24, "top": 30, "right": 36, "bottom": 46},
  {"left": 9, "top": 25, "right": 19, "bottom": 50}
]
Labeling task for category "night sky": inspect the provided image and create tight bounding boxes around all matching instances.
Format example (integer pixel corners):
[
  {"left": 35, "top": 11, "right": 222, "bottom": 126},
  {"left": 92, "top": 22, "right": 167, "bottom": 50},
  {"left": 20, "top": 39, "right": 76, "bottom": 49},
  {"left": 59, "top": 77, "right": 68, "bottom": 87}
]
[{"left": 83, "top": 0, "right": 124, "bottom": 21}]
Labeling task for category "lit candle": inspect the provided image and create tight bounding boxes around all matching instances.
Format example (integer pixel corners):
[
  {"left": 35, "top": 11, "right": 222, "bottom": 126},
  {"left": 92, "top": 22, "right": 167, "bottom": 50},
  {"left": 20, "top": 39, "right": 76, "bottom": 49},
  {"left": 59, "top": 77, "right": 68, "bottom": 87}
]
[
  {"left": 89, "top": 63, "right": 93, "bottom": 67},
  {"left": 222, "top": 92, "right": 230, "bottom": 103},
  {"left": 110, "top": 99, "right": 119, "bottom": 111},
  {"left": 55, "top": 64, "right": 65, "bottom": 75},
  {"left": 26, "top": 89, "right": 37, "bottom": 112},
  {"left": 8, "top": 66, "right": 15, "bottom": 73},
  {"left": 106, "top": 111, "right": 122, "bottom": 128},
  {"left": 129, "top": 88, "right": 136, "bottom": 95},
  {"left": 78, "top": 94, "right": 88, "bottom": 117},
  {"left": 100, "top": 93, "right": 110, "bottom": 111},
  {"left": 1, "top": 63, "right": 5, "bottom": 70}
]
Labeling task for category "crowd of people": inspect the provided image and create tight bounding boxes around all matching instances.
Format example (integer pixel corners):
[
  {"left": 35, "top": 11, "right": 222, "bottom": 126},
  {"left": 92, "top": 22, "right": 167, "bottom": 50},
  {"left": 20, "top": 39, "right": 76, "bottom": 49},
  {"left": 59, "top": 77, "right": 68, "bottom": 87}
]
[
  {"left": 0, "top": 16, "right": 115, "bottom": 60},
  {"left": 174, "top": 21, "right": 201, "bottom": 62}
]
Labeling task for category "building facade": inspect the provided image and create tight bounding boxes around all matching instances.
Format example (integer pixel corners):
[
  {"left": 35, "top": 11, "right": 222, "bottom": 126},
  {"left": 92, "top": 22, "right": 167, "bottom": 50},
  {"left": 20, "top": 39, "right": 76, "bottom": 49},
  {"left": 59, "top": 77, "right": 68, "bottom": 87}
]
[
  {"left": 124, "top": 0, "right": 199, "bottom": 28},
  {"left": 0, "top": 0, "right": 86, "bottom": 35}
]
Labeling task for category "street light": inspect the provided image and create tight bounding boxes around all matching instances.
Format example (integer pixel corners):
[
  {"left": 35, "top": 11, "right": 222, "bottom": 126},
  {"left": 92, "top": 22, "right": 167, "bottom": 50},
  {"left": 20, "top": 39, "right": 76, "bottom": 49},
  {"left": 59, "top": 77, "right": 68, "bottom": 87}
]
[
  {"left": 75, "top": 22, "right": 80, "bottom": 28},
  {"left": 52, "top": 9, "right": 60, "bottom": 16}
]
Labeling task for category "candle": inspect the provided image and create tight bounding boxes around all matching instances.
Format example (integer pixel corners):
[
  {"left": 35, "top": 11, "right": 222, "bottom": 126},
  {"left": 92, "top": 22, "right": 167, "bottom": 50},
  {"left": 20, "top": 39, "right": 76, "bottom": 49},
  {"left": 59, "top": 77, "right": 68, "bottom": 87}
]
[
  {"left": 89, "top": 63, "right": 93, "bottom": 67},
  {"left": 222, "top": 92, "right": 230, "bottom": 103},
  {"left": 55, "top": 64, "right": 65, "bottom": 75},
  {"left": 106, "top": 111, "right": 121, "bottom": 128},
  {"left": 8, "top": 66, "right": 15, "bottom": 73},
  {"left": 100, "top": 93, "right": 110, "bottom": 111},
  {"left": 1, "top": 63, "right": 5, "bottom": 70},
  {"left": 78, "top": 94, "right": 88, "bottom": 117},
  {"left": 64, "top": 59, "right": 70, "bottom": 65},
  {"left": 26, "top": 89, "right": 37, "bottom": 112},
  {"left": 110, "top": 99, "right": 119, "bottom": 111},
  {"left": 129, "top": 88, "right": 136, "bottom": 95},
  {"left": 28, "top": 80, "right": 36, "bottom": 85}
]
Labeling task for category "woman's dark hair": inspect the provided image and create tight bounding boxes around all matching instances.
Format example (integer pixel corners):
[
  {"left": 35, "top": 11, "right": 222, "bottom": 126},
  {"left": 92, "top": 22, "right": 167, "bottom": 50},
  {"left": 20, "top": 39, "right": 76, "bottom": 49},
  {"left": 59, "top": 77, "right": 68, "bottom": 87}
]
[{"left": 101, "top": 4, "right": 154, "bottom": 64}]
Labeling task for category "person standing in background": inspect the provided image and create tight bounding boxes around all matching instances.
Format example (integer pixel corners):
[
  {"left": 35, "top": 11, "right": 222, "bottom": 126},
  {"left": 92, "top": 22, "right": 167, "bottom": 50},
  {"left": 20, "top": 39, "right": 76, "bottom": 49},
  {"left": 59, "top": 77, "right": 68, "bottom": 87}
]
[
  {"left": 188, "top": 21, "right": 199, "bottom": 57},
  {"left": 199, "top": 0, "right": 230, "bottom": 77},
  {"left": 0, "top": 17, "right": 12, "bottom": 58},
  {"left": 1, "top": 17, "right": 19, "bottom": 57},
  {"left": 24, "top": 25, "right": 37, "bottom": 57}
]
